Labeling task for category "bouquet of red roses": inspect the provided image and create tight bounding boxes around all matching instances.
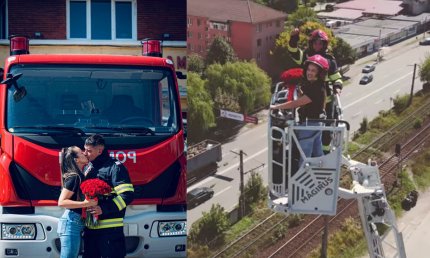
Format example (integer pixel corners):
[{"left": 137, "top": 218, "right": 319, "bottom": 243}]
[{"left": 80, "top": 178, "right": 112, "bottom": 227}]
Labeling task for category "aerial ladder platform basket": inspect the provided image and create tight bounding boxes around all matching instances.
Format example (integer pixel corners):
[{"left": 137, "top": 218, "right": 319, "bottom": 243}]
[{"left": 267, "top": 81, "right": 406, "bottom": 258}]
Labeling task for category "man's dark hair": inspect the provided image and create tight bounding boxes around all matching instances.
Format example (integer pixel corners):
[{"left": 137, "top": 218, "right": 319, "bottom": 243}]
[{"left": 85, "top": 134, "right": 105, "bottom": 147}]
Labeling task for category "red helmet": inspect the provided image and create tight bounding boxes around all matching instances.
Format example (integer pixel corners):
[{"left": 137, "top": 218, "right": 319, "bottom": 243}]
[
  {"left": 310, "top": 29, "right": 329, "bottom": 42},
  {"left": 280, "top": 68, "right": 303, "bottom": 84},
  {"left": 308, "top": 29, "right": 329, "bottom": 52},
  {"left": 305, "top": 54, "right": 329, "bottom": 71}
]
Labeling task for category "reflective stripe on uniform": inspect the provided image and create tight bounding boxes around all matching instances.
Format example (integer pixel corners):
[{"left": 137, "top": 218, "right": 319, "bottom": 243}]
[
  {"left": 287, "top": 45, "right": 303, "bottom": 65},
  {"left": 329, "top": 72, "right": 342, "bottom": 81},
  {"left": 113, "top": 195, "right": 127, "bottom": 211},
  {"left": 287, "top": 44, "right": 298, "bottom": 53},
  {"left": 333, "top": 79, "right": 342, "bottom": 85},
  {"left": 114, "top": 184, "right": 134, "bottom": 194},
  {"left": 87, "top": 218, "right": 123, "bottom": 229}
]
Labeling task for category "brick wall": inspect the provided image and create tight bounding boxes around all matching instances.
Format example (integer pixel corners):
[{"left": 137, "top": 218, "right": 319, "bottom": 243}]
[
  {"left": 137, "top": 0, "right": 186, "bottom": 41},
  {"left": 7, "top": 0, "right": 185, "bottom": 41},
  {"left": 8, "top": 0, "right": 67, "bottom": 39}
]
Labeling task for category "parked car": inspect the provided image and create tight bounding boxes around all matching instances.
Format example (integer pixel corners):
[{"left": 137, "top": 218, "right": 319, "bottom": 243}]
[
  {"left": 360, "top": 74, "right": 373, "bottom": 85},
  {"left": 362, "top": 64, "right": 376, "bottom": 73},
  {"left": 187, "top": 187, "right": 214, "bottom": 209},
  {"left": 419, "top": 37, "right": 430, "bottom": 45}
]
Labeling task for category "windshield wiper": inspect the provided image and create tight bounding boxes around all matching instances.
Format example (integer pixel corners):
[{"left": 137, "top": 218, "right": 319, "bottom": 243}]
[
  {"left": 10, "top": 126, "right": 86, "bottom": 136},
  {"left": 86, "top": 126, "right": 155, "bottom": 136}
]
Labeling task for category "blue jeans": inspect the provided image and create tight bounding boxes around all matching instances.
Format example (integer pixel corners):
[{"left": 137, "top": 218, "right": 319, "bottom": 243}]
[
  {"left": 296, "top": 122, "right": 323, "bottom": 165},
  {"left": 57, "top": 209, "right": 84, "bottom": 258}
]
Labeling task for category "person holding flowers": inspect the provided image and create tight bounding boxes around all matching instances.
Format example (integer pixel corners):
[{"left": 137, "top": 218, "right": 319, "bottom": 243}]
[
  {"left": 57, "top": 146, "right": 98, "bottom": 258},
  {"left": 82, "top": 134, "right": 134, "bottom": 258}
]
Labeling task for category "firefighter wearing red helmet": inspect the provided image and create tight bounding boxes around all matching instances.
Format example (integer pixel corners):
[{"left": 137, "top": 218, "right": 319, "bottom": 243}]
[
  {"left": 288, "top": 27, "right": 342, "bottom": 105},
  {"left": 288, "top": 28, "right": 342, "bottom": 92},
  {"left": 309, "top": 29, "right": 329, "bottom": 52}
]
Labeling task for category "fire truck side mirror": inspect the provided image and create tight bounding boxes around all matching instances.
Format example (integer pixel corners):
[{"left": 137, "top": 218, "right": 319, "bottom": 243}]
[
  {"left": 176, "top": 71, "right": 186, "bottom": 80},
  {"left": 0, "top": 68, "right": 3, "bottom": 80},
  {"left": 1, "top": 73, "right": 27, "bottom": 102}
]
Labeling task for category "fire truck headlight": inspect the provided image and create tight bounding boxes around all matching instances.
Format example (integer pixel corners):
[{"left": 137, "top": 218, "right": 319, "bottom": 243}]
[
  {"left": 158, "top": 221, "right": 186, "bottom": 237},
  {"left": 1, "top": 223, "right": 36, "bottom": 240}
]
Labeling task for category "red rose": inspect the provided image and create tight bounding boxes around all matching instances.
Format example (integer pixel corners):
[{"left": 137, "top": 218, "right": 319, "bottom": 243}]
[{"left": 80, "top": 178, "right": 112, "bottom": 227}]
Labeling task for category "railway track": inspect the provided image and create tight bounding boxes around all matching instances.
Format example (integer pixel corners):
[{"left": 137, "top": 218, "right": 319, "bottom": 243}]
[
  {"left": 211, "top": 212, "right": 288, "bottom": 258},
  {"left": 212, "top": 99, "right": 430, "bottom": 258},
  {"left": 266, "top": 120, "right": 430, "bottom": 258}
]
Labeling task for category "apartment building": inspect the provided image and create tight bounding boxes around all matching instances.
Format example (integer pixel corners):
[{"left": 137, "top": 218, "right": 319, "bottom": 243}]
[{"left": 187, "top": 0, "right": 287, "bottom": 71}]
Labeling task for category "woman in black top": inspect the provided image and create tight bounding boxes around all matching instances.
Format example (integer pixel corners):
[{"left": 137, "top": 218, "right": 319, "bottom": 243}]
[
  {"left": 57, "top": 146, "right": 97, "bottom": 258},
  {"left": 270, "top": 54, "right": 328, "bottom": 159}
]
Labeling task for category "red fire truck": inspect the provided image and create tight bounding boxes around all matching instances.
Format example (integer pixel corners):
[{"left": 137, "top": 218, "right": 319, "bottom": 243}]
[{"left": 0, "top": 37, "right": 186, "bottom": 257}]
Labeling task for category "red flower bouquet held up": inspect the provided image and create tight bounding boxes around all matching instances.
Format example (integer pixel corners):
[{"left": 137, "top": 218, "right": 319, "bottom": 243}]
[{"left": 80, "top": 178, "right": 112, "bottom": 227}]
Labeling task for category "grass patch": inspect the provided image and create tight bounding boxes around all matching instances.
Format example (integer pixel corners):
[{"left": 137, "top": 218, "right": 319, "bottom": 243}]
[
  {"left": 354, "top": 129, "right": 380, "bottom": 145},
  {"left": 369, "top": 114, "right": 397, "bottom": 131},
  {"left": 308, "top": 217, "right": 366, "bottom": 258},
  {"left": 347, "top": 141, "right": 361, "bottom": 155},
  {"left": 410, "top": 150, "right": 430, "bottom": 190},
  {"left": 225, "top": 216, "right": 254, "bottom": 243}
]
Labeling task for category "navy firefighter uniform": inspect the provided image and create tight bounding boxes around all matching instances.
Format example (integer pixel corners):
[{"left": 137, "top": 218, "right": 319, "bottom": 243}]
[{"left": 83, "top": 149, "right": 134, "bottom": 258}]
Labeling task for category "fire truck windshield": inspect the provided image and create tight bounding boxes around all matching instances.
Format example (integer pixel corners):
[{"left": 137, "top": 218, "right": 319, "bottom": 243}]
[{"left": 6, "top": 64, "right": 180, "bottom": 136}]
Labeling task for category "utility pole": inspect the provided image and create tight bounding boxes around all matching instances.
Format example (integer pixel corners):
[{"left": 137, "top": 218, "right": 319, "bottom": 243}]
[
  {"left": 231, "top": 149, "right": 246, "bottom": 219},
  {"left": 395, "top": 143, "right": 402, "bottom": 187},
  {"left": 377, "top": 29, "right": 382, "bottom": 63},
  {"left": 321, "top": 216, "right": 329, "bottom": 258},
  {"left": 408, "top": 63, "right": 417, "bottom": 107},
  {"left": 239, "top": 150, "right": 245, "bottom": 219}
]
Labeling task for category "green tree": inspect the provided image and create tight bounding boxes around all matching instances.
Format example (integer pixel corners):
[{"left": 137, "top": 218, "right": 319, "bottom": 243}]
[
  {"left": 241, "top": 171, "right": 267, "bottom": 215},
  {"left": 270, "top": 21, "right": 334, "bottom": 76},
  {"left": 205, "top": 61, "right": 271, "bottom": 113},
  {"left": 332, "top": 37, "right": 357, "bottom": 67},
  {"left": 257, "top": 0, "right": 299, "bottom": 13},
  {"left": 187, "top": 72, "right": 215, "bottom": 142},
  {"left": 188, "top": 203, "right": 230, "bottom": 247},
  {"left": 286, "top": 7, "right": 319, "bottom": 27},
  {"left": 187, "top": 53, "right": 205, "bottom": 74},
  {"left": 205, "top": 36, "right": 237, "bottom": 66}
]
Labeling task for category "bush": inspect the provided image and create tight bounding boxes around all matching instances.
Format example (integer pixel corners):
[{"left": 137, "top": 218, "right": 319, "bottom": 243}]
[
  {"left": 413, "top": 118, "right": 423, "bottom": 129},
  {"left": 288, "top": 214, "right": 304, "bottom": 227},
  {"left": 359, "top": 117, "right": 368, "bottom": 134},
  {"left": 369, "top": 115, "right": 396, "bottom": 130},
  {"left": 271, "top": 224, "right": 287, "bottom": 242},
  {"left": 242, "top": 172, "right": 267, "bottom": 216},
  {"left": 188, "top": 204, "right": 230, "bottom": 247},
  {"left": 393, "top": 95, "right": 409, "bottom": 114}
]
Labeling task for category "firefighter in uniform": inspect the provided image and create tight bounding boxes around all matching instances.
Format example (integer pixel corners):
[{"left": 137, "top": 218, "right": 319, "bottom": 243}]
[
  {"left": 288, "top": 28, "right": 343, "bottom": 144},
  {"left": 83, "top": 134, "right": 134, "bottom": 258},
  {"left": 288, "top": 28, "right": 342, "bottom": 116}
]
